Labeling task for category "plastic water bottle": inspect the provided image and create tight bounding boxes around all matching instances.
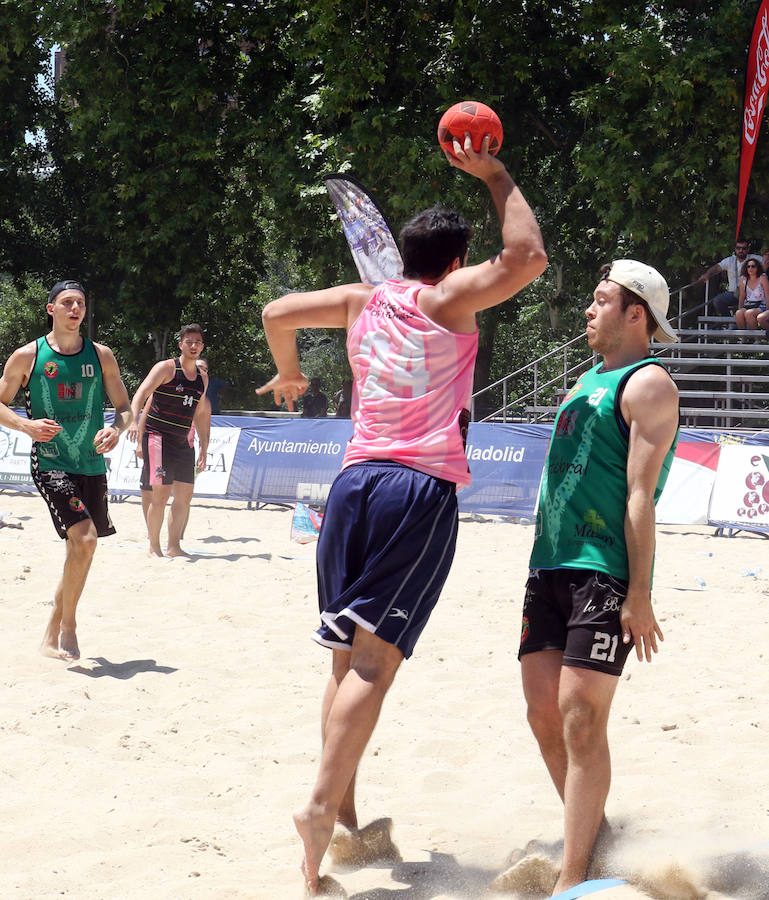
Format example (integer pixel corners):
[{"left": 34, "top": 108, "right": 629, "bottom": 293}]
[
  {"left": 694, "top": 576, "right": 706, "bottom": 588},
  {"left": 740, "top": 566, "right": 762, "bottom": 577}
]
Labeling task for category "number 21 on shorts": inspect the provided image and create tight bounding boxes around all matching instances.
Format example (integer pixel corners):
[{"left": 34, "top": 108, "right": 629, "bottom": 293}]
[{"left": 590, "top": 631, "right": 618, "bottom": 663}]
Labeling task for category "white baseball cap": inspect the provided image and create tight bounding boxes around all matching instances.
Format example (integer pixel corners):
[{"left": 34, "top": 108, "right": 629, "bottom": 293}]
[{"left": 603, "top": 259, "right": 678, "bottom": 343}]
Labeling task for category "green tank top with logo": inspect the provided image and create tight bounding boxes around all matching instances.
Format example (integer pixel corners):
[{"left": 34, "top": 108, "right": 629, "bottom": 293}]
[
  {"left": 529, "top": 358, "right": 678, "bottom": 581},
  {"left": 25, "top": 336, "right": 106, "bottom": 475}
]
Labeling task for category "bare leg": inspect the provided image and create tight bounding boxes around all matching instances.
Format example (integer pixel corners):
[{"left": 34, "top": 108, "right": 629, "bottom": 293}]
[
  {"left": 553, "top": 665, "right": 618, "bottom": 893},
  {"left": 141, "top": 488, "right": 151, "bottom": 531},
  {"left": 294, "top": 628, "right": 403, "bottom": 895},
  {"left": 521, "top": 650, "right": 568, "bottom": 800},
  {"left": 166, "top": 480, "right": 193, "bottom": 556},
  {"left": 147, "top": 483, "right": 172, "bottom": 557},
  {"left": 522, "top": 653, "right": 617, "bottom": 894},
  {"left": 322, "top": 650, "right": 358, "bottom": 828},
  {"left": 40, "top": 519, "right": 98, "bottom": 660}
]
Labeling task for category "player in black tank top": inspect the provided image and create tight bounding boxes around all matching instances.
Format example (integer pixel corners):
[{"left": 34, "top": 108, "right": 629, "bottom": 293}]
[
  {"left": 128, "top": 325, "right": 210, "bottom": 557},
  {"left": 145, "top": 358, "right": 205, "bottom": 445}
]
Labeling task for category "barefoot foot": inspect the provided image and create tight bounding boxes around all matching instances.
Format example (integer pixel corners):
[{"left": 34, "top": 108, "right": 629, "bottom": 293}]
[
  {"left": 58, "top": 626, "right": 80, "bottom": 660},
  {"left": 294, "top": 804, "right": 336, "bottom": 896},
  {"left": 309, "top": 875, "right": 347, "bottom": 898},
  {"left": 165, "top": 546, "right": 192, "bottom": 558}
]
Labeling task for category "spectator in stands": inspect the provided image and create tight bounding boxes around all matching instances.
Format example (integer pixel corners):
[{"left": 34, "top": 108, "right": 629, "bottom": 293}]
[
  {"left": 762, "top": 247, "right": 769, "bottom": 273},
  {"left": 196, "top": 359, "right": 228, "bottom": 414},
  {"left": 698, "top": 239, "right": 762, "bottom": 317},
  {"left": 301, "top": 378, "right": 328, "bottom": 418},
  {"left": 736, "top": 259, "right": 769, "bottom": 333},
  {"left": 334, "top": 379, "right": 353, "bottom": 418}
]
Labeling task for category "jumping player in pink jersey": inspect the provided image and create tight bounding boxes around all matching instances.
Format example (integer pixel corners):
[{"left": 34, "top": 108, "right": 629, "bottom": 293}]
[{"left": 257, "top": 135, "right": 547, "bottom": 897}]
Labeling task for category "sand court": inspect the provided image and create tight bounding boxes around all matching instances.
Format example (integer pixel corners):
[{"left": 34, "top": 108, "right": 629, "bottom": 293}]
[{"left": 0, "top": 490, "right": 768, "bottom": 899}]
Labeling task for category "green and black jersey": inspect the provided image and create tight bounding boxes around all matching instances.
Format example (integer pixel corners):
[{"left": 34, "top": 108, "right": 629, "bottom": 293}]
[
  {"left": 529, "top": 358, "right": 678, "bottom": 582},
  {"left": 25, "top": 336, "right": 106, "bottom": 475}
]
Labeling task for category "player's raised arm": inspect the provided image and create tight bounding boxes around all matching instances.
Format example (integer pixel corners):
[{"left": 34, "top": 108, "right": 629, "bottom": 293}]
[{"left": 430, "top": 133, "right": 547, "bottom": 326}]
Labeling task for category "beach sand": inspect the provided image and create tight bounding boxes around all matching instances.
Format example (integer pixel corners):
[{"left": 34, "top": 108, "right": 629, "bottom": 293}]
[{"left": 0, "top": 491, "right": 768, "bottom": 899}]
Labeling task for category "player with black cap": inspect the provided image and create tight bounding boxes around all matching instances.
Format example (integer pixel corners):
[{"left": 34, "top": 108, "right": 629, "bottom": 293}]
[{"left": 0, "top": 280, "right": 132, "bottom": 660}]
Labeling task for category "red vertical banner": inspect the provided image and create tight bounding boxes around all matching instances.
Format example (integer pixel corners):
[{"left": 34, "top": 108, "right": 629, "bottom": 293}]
[{"left": 737, "top": 0, "right": 769, "bottom": 239}]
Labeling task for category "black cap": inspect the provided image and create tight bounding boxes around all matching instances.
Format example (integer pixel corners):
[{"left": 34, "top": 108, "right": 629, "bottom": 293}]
[{"left": 48, "top": 280, "right": 86, "bottom": 304}]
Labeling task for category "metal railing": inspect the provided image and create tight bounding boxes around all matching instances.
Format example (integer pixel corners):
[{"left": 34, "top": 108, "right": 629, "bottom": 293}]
[{"left": 471, "top": 279, "right": 711, "bottom": 422}]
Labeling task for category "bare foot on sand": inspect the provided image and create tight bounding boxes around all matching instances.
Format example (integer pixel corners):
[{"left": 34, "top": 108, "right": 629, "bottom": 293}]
[
  {"left": 328, "top": 817, "right": 401, "bottom": 867},
  {"left": 487, "top": 853, "right": 559, "bottom": 895},
  {"left": 40, "top": 620, "right": 63, "bottom": 658},
  {"left": 58, "top": 626, "right": 80, "bottom": 660},
  {"left": 166, "top": 547, "right": 192, "bottom": 558},
  {"left": 148, "top": 546, "right": 164, "bottom": 558},
  {"left": 294, "top": 803, "right": 336, "bottom": 896},
  {"left": 310, "top": 875, "right": 347, "bottom": 898}
]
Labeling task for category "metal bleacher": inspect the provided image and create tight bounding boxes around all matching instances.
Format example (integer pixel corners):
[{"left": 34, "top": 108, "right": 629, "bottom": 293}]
[{"left": 471, "top": 281, "right": 769, "bottom": 429}]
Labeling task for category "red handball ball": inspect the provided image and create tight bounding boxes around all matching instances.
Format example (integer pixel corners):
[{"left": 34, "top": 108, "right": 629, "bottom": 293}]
[{"left": 437, "top": 101, "right": 504, "bottom": 157}]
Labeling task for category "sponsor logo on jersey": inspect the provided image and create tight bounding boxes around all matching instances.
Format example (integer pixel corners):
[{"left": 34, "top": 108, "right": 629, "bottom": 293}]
[
  {"left": 57, "top": 382, "right": 83, "bottom": 401},
  {"left": 44, "top": 361, "right": 58, "bottom": 378},
  {"left": 555, "top": 409, "right": 579, "bottom": 437},
  {"left": 574, "top": 508, "right": 615, "bottom": 546}
]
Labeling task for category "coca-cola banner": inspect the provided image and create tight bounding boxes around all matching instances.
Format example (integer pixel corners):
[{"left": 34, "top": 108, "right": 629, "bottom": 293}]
[{"left": 736, "top": 0, "right": 769, "bottom": 238}]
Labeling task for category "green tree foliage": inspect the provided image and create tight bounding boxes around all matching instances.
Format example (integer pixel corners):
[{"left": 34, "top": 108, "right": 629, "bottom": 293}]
[
  {"left": 0, "top": 2, "right": 50, "bottom": 279},
  {"left": 1, "top": 0, "right": 768, "bottom": 406},
  {"left": 571, "top": 0, "right": 769, "bottom": 276},
  {"left": 40, "top": 1, "right": 296, "bottom": 371}
]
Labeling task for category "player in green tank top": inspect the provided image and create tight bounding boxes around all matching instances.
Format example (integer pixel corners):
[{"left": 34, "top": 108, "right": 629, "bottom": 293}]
[
  {"left": 0, "top": 281, "right": 132, "bottom": 662},
  {"left": 510, "top": 261, "right": 680, "bottom": 894},
  {"left": 27, "top": 334, "right": 108, "bottom": 475}
]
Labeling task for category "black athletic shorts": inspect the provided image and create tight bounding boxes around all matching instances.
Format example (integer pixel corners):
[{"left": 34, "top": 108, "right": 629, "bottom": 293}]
[
  {"left": 140, "top": 431, "right": 195, "bottom": 488},
  {"left": 33, "top": 469, "right": 115, "bottom": 540},
  {"left": 518, "top": 567, "right": 634, "bottom": 676}
]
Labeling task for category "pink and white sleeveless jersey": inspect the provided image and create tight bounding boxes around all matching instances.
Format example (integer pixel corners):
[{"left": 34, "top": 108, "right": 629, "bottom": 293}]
[{"left": 343, "top": 279, "right": 479, "bottom": 486}]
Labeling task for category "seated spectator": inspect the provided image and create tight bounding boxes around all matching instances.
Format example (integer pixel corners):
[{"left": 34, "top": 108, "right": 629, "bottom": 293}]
[
  {"left": 762, "top": 246, "right": 769, "bottom": 273},
  {"left": 735, "top": 259, "right": 769, "bottom": 333},
  {"left": 301, "top": 377, "right": 328, "bottom": 418},
  {"left": 698, "top": 239, "right": 762, "bottom": 317}
]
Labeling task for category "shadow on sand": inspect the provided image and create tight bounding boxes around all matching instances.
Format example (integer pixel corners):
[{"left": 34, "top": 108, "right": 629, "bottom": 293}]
[{"left": 67, "top": 657, "right": 178, "bottom": 679}]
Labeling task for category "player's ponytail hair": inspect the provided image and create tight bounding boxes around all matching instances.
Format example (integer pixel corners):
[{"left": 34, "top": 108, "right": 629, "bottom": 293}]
[{"left": 400, "top": 204, "right": 472, "bottom": 281}]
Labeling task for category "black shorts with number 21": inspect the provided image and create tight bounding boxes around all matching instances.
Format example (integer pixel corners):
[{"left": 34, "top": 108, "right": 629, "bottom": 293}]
[{"left": 518, "top": 567, "right": 634, "bottom": 676}]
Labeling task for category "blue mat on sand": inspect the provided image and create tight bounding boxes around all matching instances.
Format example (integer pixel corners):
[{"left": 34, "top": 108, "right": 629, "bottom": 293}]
[{"left": 552, "top": 879, "right": 627, "bottom": 899}]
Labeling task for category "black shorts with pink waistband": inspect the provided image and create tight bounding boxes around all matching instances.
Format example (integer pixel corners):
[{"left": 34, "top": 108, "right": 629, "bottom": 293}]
[{"left": 140, "top": 431, "right": 195, "bottom": 488}]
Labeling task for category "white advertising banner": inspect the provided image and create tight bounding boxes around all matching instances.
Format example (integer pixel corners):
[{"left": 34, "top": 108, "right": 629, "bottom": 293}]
[
  {"left": 0, "top": 426, "right": 34, "bottom": 486},
  {"left": 708, "top": 444, "right": 769, "bottom": 527}
]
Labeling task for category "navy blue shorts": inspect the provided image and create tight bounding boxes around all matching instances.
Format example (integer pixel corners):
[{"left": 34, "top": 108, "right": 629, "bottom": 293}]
[
  {"left": 518, "top": 567, "right": 634, "bottom": 676},
  {"left": 314, "top": 461, "right": 459, "bottom": 659}
]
